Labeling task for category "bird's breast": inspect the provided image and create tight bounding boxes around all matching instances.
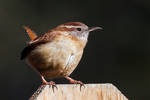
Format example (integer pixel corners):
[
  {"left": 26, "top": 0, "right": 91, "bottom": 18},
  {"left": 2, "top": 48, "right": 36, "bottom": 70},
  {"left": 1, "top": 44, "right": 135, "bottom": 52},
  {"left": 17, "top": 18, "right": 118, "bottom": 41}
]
[{"left": 27, "top": 35, "right": 84, "bottom": 78}]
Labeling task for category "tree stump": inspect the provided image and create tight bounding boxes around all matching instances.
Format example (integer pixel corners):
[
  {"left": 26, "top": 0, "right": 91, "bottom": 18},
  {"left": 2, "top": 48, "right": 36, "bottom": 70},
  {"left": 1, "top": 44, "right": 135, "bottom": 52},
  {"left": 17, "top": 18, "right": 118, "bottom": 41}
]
[{"left": 29, "top": 84, "right": 128, "bottom": 100}]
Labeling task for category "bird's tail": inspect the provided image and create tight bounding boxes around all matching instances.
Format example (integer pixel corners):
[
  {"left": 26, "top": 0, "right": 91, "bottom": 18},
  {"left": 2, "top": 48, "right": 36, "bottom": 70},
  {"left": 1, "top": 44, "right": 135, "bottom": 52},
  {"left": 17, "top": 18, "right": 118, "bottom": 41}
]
[{"left": 23, "top": 26, "right": 37, "bottom": 40}]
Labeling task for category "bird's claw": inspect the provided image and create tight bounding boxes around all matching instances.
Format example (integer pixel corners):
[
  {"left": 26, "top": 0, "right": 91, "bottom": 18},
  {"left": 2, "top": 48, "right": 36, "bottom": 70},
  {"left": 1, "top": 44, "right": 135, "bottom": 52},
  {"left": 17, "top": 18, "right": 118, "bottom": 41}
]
[
  {"left": 41, "top": 81, "right": 57, "bottom": 92},
  {"left": 70, "top": 80, "right": 85, "bottom": 90},
  {"left": 76, "top": 81, "right": 85, "bottom": 91},
  {"left": 48, "top": 81, "right": 58, "bottom": 92},
  {"left": 65, "top": 76, "right": 85, "bottom": 91}
]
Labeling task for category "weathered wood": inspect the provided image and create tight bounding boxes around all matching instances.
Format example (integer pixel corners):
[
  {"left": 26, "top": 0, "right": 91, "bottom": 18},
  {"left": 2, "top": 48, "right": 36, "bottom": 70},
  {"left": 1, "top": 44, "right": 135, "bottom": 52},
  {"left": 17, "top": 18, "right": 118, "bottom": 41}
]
[{"left": 29, "top": 84, "right": 128, "bottom": 100}]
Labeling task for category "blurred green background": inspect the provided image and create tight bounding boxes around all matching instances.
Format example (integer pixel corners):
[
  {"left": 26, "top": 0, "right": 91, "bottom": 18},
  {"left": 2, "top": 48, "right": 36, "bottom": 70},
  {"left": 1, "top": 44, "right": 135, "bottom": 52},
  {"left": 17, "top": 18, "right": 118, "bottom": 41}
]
[{"left": 0, "top": 0, "right": 149, "bottom": 99}]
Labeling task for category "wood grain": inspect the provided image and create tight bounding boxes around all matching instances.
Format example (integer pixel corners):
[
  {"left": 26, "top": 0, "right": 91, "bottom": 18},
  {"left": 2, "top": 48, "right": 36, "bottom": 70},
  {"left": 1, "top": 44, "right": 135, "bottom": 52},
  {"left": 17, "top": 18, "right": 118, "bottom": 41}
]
[{"left": 29, "top": 84, "right": 128, "bottom": 100}]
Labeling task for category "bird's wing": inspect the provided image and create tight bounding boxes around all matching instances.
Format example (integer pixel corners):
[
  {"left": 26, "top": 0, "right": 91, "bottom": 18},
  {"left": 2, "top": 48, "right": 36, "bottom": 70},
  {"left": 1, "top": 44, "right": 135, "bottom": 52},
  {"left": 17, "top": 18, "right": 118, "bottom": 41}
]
[
  {"left": 20, "top": 31, "right": 59, "bottom": 60},
  {"left": 23, "top": 26, "right": 37, "bottom": 40}
]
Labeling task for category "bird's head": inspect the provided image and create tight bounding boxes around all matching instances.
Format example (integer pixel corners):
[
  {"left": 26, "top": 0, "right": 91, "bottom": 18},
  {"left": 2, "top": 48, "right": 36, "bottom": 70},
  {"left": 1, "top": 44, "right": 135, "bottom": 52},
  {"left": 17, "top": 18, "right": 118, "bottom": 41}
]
[{"left": 54, "top": 22, "right": 102, "bottom": 41}]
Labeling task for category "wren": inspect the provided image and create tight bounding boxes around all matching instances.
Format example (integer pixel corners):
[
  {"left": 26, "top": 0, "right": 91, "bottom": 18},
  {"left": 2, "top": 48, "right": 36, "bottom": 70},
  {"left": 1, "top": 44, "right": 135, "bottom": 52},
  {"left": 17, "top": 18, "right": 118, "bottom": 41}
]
[{"left": 21, "top": 22, "right": 101, "bottom": 87}]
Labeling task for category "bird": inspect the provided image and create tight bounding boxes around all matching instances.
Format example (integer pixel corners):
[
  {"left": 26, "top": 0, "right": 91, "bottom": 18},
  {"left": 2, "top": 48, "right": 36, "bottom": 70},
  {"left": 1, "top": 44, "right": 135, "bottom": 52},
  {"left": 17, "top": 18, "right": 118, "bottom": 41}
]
[{"left": 21, "top": 22, "right": 101, "bottom": 88}]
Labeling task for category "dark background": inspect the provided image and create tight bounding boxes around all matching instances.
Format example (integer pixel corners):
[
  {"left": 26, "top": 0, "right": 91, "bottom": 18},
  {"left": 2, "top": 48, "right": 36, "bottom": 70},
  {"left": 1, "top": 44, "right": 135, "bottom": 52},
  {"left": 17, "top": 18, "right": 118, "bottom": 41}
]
[{"left": 0, "top": 0, "right": 149, "bottom": 100}]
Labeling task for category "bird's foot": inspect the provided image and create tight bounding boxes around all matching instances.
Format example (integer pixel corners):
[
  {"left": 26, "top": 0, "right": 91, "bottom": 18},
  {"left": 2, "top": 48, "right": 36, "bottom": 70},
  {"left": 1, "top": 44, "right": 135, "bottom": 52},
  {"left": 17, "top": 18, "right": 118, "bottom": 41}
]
[
  {"left": 48, "top": 81, "right": 58, "bottom": 92},
  {"left": 41, "top": 75, "right": 57, "bottom": 92},
  {"left": 65, "top": 76, "right": 85, "bottom": 90},
  {"left": 42, "top": 81, "right": 57, "bottom": 92},
  {"left": 70, "top": 80, "right": 84, "bottom": 86}
]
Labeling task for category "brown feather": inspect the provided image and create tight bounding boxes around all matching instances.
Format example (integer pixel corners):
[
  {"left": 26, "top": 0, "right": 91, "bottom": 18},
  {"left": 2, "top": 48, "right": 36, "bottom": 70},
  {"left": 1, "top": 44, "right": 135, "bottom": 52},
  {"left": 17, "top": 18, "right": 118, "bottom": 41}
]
[
  {"left": 21, "top": 31, "right": 60, "bottom": 60},
  {"left": 23, "top": 26, "right": 37, "bottom": 40},
  {"left": 63, "top": 22, "right": 86, "bottom": 26}
]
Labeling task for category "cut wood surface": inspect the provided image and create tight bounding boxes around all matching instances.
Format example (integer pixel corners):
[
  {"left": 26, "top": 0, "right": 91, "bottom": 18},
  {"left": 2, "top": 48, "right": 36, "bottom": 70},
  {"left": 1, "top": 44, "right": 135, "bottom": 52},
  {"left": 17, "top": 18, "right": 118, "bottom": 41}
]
[{"left": 29, "top": 84, "right": 128, "bottom": 100}]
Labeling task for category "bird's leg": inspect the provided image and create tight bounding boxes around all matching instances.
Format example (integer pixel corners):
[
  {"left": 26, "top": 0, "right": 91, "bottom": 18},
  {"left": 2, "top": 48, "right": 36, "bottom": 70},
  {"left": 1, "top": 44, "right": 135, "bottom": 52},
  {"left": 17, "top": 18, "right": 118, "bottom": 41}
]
[
  {"left": 65, "top": 76, "right": 84, "bottom": 89},
  {"left": 40, "top": 75, "right": 57, "bottom": 91},
  {"left": 41, "top": 75, "right": 49, "bottom": 85}
]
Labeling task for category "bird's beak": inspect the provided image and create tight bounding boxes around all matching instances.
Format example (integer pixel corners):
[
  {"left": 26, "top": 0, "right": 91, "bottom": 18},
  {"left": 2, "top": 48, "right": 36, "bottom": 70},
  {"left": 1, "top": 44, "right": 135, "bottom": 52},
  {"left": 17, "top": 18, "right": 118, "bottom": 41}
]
[{"left": 88, "top": 27, "right": 102, "bottom": 32}]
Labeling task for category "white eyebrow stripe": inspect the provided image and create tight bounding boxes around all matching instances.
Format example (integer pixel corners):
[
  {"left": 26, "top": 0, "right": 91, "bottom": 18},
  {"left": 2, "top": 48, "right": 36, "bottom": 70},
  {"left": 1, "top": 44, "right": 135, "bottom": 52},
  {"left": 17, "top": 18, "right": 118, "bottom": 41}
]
[{"left": 63, "top": 25, "right": 80, "bottom": 28}]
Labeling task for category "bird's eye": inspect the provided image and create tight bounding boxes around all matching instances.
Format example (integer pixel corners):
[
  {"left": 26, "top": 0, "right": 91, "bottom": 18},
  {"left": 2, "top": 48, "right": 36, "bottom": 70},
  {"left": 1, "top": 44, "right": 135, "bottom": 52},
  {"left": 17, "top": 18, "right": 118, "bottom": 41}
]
[{"left": 77, "top": 28, "right": 81, "bottom": 31}]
